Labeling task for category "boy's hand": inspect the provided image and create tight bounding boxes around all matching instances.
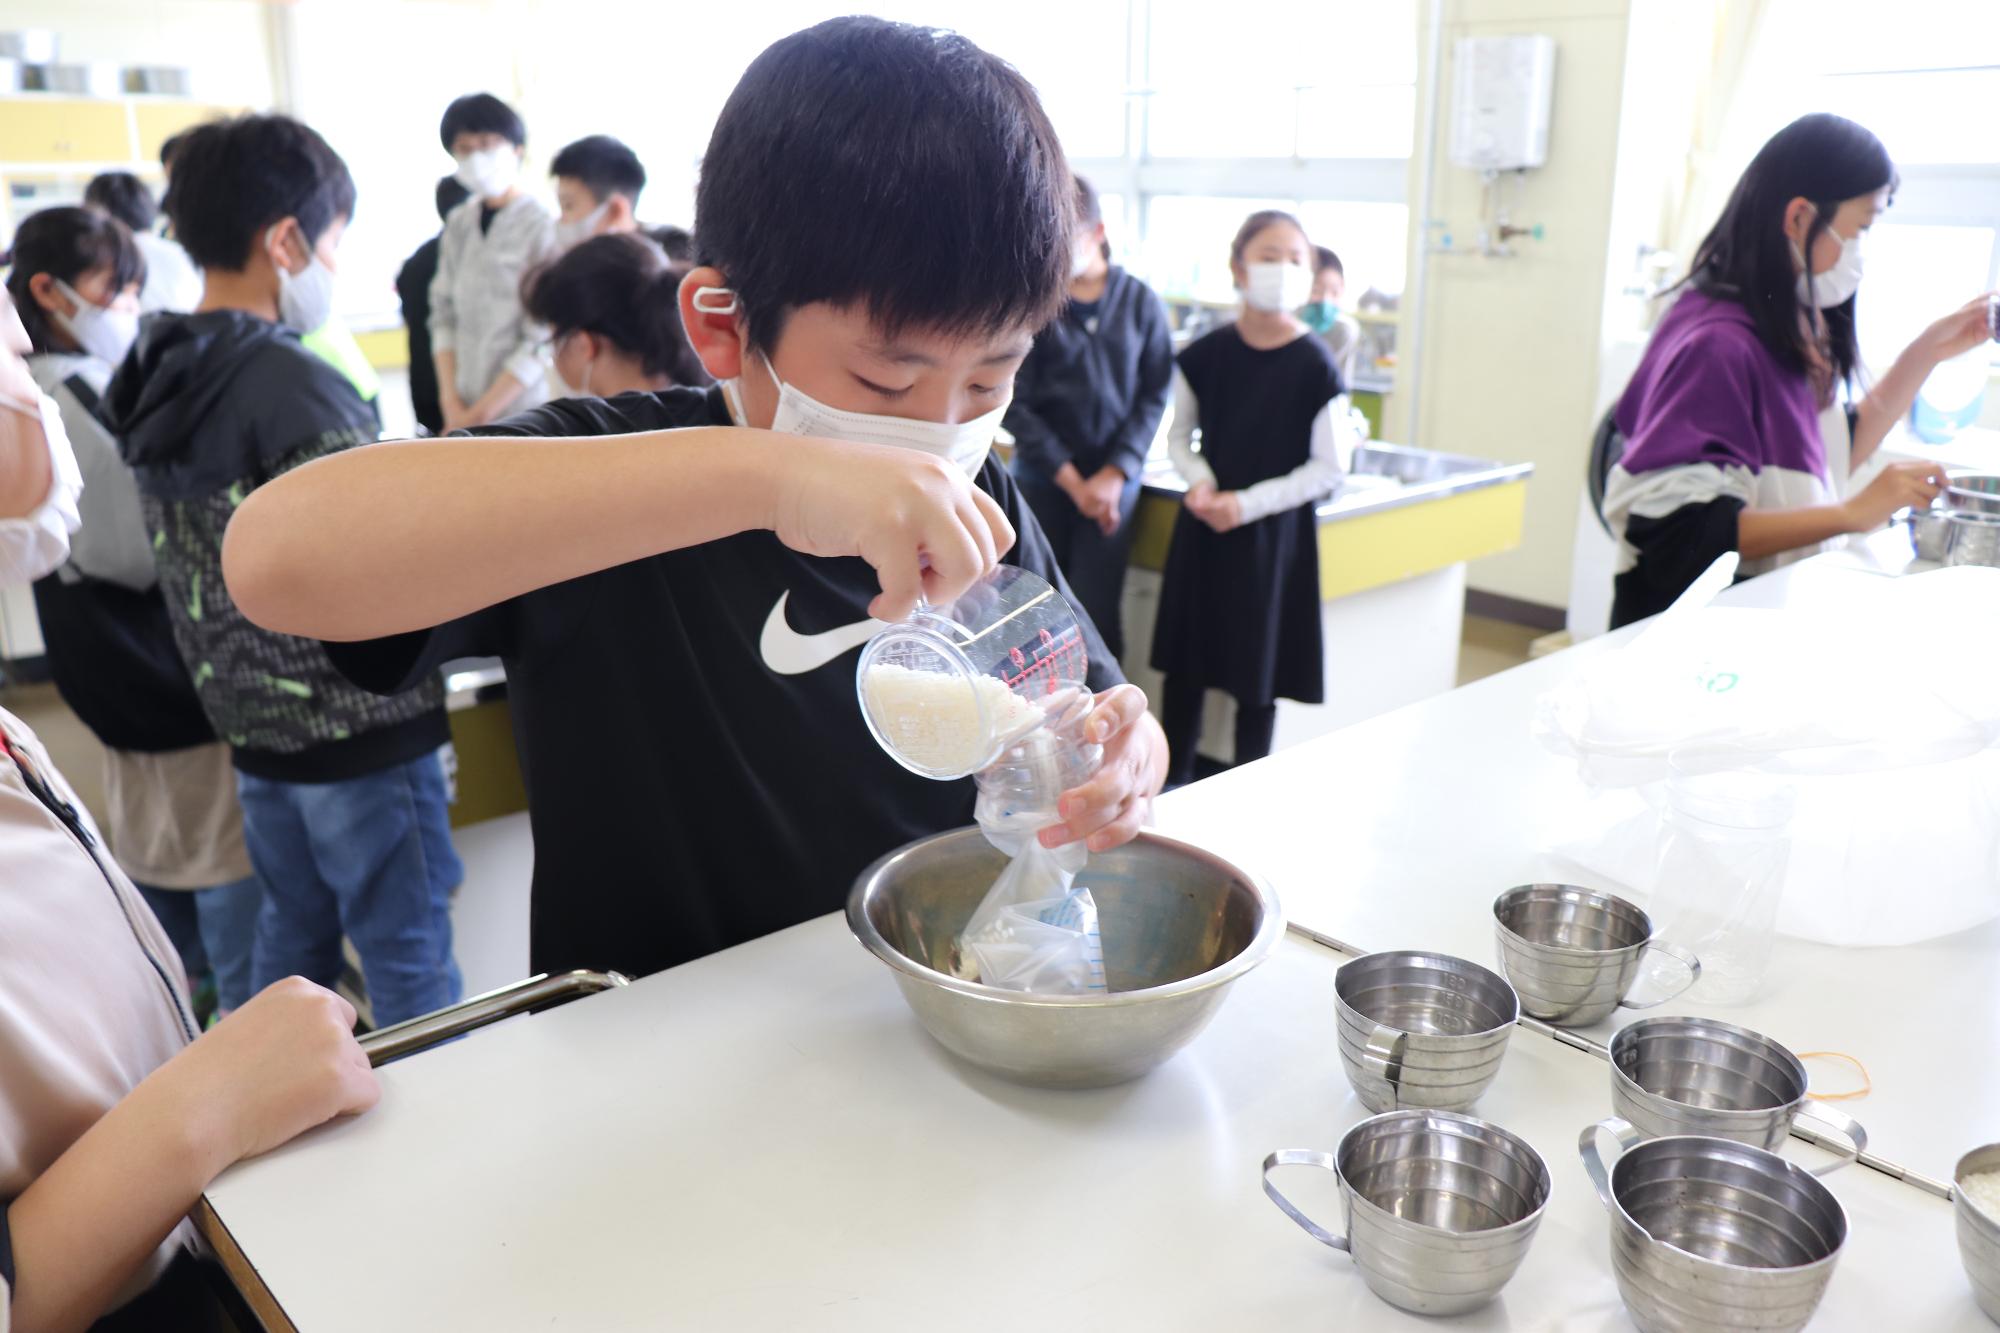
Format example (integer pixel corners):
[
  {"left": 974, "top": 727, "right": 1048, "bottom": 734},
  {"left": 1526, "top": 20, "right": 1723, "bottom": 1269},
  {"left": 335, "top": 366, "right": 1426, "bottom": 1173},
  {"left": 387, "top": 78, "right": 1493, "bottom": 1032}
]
[
  {"left": 1042, "top": 684, "right": 1167, "bottom": 852},
  {"left": 153, "top": 977, "right": 379, "bottom": 1177},
  {"left": 767, "top": 437, "right": 1015, "bottom": 622}
]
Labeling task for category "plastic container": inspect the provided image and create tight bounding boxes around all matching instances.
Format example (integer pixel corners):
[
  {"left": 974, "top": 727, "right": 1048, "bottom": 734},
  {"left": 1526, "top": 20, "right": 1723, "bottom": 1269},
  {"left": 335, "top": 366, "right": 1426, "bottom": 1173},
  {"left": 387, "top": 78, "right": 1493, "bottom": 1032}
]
[
  {"left": 857, "top": 565, "right": 1096, "bottom": 783},
  {"left": 858, "top": 567, "right": 1107, "bottom": 993},
  {"left": 1910, "top": 350, "right": 1988, "bottom": 444},
  {"left": 1645, "top": 771, "right": 1796, "bottom": 1006}
]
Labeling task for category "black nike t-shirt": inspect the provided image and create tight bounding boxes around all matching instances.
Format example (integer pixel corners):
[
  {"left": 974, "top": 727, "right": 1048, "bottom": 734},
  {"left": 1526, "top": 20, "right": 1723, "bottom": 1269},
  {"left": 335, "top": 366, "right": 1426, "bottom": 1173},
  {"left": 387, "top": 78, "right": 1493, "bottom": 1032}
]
[{"left": 326, "top": 386, "right": 1123, "bottom": 979}]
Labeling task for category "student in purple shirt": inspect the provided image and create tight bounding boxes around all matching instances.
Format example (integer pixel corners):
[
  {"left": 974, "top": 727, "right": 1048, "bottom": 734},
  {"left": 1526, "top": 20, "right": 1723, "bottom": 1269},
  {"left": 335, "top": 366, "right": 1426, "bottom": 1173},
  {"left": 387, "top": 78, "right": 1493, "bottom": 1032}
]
[{"left": 1605, "top": 114, "right": 1989, "bottom": 627}]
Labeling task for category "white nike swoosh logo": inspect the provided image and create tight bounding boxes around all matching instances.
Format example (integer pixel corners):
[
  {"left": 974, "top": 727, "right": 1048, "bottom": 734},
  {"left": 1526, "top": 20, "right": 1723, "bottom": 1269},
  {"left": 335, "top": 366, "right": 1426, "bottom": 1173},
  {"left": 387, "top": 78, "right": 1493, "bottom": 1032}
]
[{"left": 759, "top": 592, "right": 886, "bottom": 676}]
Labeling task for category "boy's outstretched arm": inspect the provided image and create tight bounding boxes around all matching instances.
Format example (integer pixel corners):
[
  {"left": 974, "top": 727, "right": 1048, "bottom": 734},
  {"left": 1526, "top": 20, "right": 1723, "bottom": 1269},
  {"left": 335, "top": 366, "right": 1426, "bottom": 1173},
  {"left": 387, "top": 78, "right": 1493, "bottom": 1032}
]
[{"left": 222, "top": 428, "right": 1014, "bottom": 641}]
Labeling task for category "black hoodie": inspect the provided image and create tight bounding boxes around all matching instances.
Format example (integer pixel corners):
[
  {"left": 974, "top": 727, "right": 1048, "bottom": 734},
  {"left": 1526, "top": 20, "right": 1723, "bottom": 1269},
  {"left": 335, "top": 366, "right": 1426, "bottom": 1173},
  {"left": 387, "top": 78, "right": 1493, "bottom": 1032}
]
[{"left": 105, "top": 310, "right": 447, "bottom": 782}]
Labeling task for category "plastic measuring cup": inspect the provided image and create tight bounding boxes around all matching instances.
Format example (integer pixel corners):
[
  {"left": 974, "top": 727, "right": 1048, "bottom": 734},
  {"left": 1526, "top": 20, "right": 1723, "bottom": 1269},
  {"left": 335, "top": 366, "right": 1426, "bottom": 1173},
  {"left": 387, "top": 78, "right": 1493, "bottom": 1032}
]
[{"left": 856, "top": 565, "right": 1096, "bottom": 781}]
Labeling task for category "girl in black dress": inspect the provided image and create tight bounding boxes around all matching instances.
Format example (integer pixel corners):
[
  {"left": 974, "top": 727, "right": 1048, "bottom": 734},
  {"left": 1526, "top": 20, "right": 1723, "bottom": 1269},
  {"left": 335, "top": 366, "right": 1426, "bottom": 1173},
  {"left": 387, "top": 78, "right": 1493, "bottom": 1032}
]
[{"left": 1152, "top": 210, "right": 1346, "bottom": 786}]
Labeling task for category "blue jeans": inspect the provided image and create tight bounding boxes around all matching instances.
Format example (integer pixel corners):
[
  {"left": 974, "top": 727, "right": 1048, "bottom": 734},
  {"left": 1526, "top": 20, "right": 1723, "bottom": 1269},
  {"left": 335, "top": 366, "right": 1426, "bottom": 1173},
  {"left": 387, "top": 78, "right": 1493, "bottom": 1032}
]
[
  {"left": 137, "top": 876, "right": 263, "bottom": 1014},
  {"left": 1014, "top": 464, "right": 1145, "bottom": 663},
  {"left": 237, "top": 752, "right": 465, "bottom": 1027}
]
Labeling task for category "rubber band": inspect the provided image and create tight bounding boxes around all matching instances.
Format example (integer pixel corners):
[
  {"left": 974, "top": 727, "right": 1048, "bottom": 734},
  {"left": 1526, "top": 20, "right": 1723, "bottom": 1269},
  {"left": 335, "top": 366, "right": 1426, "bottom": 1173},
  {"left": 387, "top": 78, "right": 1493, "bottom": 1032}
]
[{"left": 1797, "top": 1051, "right": 1871, "bottom": 1100}]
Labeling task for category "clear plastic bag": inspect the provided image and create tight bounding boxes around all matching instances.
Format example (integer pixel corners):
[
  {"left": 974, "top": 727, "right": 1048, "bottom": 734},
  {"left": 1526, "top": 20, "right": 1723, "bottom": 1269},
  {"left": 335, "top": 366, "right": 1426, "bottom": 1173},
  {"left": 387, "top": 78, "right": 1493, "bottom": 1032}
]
[
  {"left": 955, "top": 817, "right": 1106, "bottom": 993},
  {"left": 1539, "top": 556, "right": 2000, "bottom": 947},
  {"left": 955, "top": 792, "right": 1106, "bottom": 992}
]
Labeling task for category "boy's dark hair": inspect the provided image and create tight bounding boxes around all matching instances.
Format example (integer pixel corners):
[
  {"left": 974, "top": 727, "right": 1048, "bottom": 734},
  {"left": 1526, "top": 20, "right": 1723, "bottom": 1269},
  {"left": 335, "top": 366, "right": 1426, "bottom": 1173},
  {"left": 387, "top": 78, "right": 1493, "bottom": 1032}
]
[
  {"left": 1230, "top": 209, "right": 1310, "bottom": 267},
  {"left": 165, "top": 114, "right": 356, "bottom": 272},
  {"left": 695, "top": 17, "right": 1074, "bottom": 351},
  {"left": 159, "top": 131, "right": 186, "bottom": 171},
  {"left": 1687, "top": 112, "right": 1893, "bottom": 401},
  {"left": 522, "top": 232, "right": 709, "bottom": 388},
  {"left": 83, "top": 171, "right": 157, "bottom": 234},
  {"left": 551, "top": 134, "right": 646, "bottom": 207},
  {"left": 440, "top": 92, "right": 526, "bottom": 152},
  {"left": 435, "top": 173, "right": 472, "bottom": 222},
  {"left": 651, "top": 224, "right": 693, "bottom": 262},
  {"left": 5, "top": 206, "right": 146, "bottom": 355},
  {"left": 1313, "top": 246, "right": 1344, "bottom": 277}
]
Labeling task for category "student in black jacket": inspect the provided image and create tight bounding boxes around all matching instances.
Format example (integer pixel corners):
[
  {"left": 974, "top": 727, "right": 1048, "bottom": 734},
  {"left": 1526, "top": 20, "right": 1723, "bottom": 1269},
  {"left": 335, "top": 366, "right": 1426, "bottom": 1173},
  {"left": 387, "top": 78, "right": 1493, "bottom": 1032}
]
[
  {"left": 107, "top": 115, "right": 463, "bottom": 1028},
  {"left": 396, "top": 175, "right": 473, "bottom": 434},
  {"left": 1002, "top": 176, "right": 1172, "bottom": 659}
]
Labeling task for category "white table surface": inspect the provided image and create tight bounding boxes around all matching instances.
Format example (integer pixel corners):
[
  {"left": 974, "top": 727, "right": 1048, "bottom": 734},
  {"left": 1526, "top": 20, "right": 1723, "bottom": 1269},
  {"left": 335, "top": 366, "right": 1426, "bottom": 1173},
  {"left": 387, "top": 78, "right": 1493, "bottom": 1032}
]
[
  {"left": 205, "top": 924, "right": 1985, "bottom": 1331},
  {"left": 1152, "top": 531, "right": 1999, "bottom": 1189},
  {"left": 204, "top": 534, "right": 1997, "bottom": 1328}
]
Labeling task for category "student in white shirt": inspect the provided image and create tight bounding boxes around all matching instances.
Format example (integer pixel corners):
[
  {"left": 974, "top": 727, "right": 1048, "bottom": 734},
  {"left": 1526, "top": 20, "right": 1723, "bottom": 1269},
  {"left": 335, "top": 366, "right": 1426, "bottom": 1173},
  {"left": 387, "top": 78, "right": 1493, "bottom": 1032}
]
[{"left": 430, "top": 93, "right": 555, "bottom": 432}]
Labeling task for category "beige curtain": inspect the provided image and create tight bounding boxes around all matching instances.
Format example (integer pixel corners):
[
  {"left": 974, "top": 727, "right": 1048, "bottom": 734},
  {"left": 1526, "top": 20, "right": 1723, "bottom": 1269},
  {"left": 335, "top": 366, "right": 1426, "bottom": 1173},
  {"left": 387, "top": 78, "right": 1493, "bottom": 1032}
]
[{"left": 1667, "top": 0, "right": 1781, "bottom": 267}]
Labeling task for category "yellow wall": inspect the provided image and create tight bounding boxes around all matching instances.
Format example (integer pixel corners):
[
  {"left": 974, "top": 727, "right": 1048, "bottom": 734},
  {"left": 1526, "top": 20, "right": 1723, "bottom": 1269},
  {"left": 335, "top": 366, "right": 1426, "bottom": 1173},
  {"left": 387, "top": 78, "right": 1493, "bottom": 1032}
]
[
  {"left": 1391, "top": 0, "right": 1632, "bottom": 610},
  {"left": 0, "top": 1, "right": 276, "bottom": 109}
]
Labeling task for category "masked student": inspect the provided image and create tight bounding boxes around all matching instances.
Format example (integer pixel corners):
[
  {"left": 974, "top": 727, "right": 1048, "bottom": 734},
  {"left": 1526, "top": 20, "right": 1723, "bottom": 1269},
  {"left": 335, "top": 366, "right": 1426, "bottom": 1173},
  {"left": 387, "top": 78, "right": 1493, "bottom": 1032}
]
[
  {"left": 1605, "top": 113, "right": 1982, "bottom": 628},
  {"left": 82, "top": 171, "right": 203, "bottom": 315},
  {"left": 8, "top": 206, "right": 265, "bottom": 1025},
  {"left": 0, "top": 285, "right": 379, "bottom": 1332},
  {"left": 1152, "top": 210, "right": 1352, "bottom": 787},
  {"left": 104, "top": 114, "right": 464, "bottom": 1029},
  {"left": 223, "top": 17, "right": 1169, "bottom": 984},
  {"left": 1300, "top": 245, "right": 1360, "bottom": 388},
  {"left": 397, "top": 175, "right": 475, "bottom": 435},
  {"left": 551, "top": 134, "right": 648, "bottom": 251},
  {"left": 431, "top": 92, "right": 555, "bottom": 432},
  {"left": 1002, "top": 174, "right": 1173, "bottom": 660},
  {"left": 524, "top": 232, "right": 708, "bottom": 397}
]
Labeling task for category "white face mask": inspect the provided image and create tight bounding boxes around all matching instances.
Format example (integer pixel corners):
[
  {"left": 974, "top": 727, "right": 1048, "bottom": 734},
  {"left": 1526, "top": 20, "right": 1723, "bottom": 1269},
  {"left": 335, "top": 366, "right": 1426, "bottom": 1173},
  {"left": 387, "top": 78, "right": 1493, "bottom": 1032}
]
[
  {"left": 696, "top": 285, "right": 1007, "bottom": 478},
  {"left": 555, "top": 200, "right": 611, "bottom": 252},
  {"left": 455, "top": 145, "right": 520, "bottom": 199},
  {"left": 276, "top": 242, "right": 336, "bottom": 334},
  {"left": 52, "top": 280, "right": 139, "bottom": 366},
  {"left": 1793, "top": 215, "right": 1865, "bottom": 309},
  {"left": 0, "top": 389, "right": 82, "bottom": 583},
  {"left": 1244, "top": 260, "right": 1315, "bottom": 314},
  {"left": 1070, "top": 238, "right": 1098, "bottom": 280}
]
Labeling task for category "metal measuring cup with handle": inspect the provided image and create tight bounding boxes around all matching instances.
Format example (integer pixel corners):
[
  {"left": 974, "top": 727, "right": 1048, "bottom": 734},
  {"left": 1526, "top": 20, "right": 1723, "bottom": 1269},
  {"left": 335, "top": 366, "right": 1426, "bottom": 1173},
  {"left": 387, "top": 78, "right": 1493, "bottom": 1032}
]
[
  {"left": 1261, "top": 1110, "right": 1551, "bottom": 1317},
  {"left": 1334, "top": 951, "right": 1518, "bottom": 1114},
  {"left": 1580, "top": 1117, "right": 1847, "bottom": 1333},
  {"left": 1608, "top": 1016, "right": 1867, "bottom": 1174},
  {"left": 1492, "top": 884, "right": 1701, "bottom": 1028}
]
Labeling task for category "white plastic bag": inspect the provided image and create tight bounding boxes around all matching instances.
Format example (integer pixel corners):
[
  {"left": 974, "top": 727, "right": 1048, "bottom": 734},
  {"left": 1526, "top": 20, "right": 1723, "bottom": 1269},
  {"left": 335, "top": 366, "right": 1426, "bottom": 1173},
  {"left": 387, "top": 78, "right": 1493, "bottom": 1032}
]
[
  {"left": 956, "top": 799, "right": 1107, "bottom": 993},
  {"left": 1536, "top": 558, "right": 2000, "bottom": 784},
  {"left": 1538, "top": 557, "right": 2000, "bottom": 947}
]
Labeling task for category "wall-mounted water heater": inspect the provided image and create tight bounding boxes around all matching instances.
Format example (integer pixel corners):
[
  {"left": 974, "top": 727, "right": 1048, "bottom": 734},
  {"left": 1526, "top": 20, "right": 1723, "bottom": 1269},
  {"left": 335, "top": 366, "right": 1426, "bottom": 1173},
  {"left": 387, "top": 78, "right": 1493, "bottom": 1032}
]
[{"left": 1449, "top": 34, "right": 1556, "bottom": 172}]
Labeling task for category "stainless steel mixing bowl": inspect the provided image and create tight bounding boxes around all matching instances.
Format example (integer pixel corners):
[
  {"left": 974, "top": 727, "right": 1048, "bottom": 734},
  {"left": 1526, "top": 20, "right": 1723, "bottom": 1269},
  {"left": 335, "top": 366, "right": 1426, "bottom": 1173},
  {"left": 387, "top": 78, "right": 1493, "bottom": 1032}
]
[
  {"left": 1943, "top": 509, "right": 2000, "bottom": 569},
  {"left": 1910, "top": 505, "right": 1954, "bottom": 561},
  {"left": 847, "top": 827, "right": 1283, "bottom": 1088},
  {"left": 1947, "top": 474, "right": 2000, "bottom": 516}
]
